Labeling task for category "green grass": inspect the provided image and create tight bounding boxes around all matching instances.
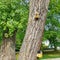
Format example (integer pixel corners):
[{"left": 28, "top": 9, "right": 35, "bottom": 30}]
[
  {"left": 38, "top": 51, "right": 60, "bottom": 60},
  {"left": 16, "top": 53, "right": 19, "bottom": 60},
  {"left": 16, "top": 51, "right": 60, "bottom": 60},
  {"left": 42, "top": 53, "right": 60, "bottom": 59}
]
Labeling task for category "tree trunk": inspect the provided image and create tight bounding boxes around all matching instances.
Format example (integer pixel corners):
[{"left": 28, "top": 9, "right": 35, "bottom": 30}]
[
  {"left": 0, "top": 30, "right": 17, "bottom": 60},
  {"left": 19, "top": 0, "right": 50, "bottom": 60}
]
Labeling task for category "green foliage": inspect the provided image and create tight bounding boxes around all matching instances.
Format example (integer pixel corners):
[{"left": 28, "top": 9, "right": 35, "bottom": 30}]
[
  {"left": 0, "top": 0, "right": 29, "bottom": 36},
  {"left": 45, "top": 31, "right": 57, "bottom": 48},
  {"left": 0, "top": 0, "right": 29, "bottom": 50},
  {"left": 0, "top": 0, "right": 20, "bottom": 36},
  {"left": 44, "top": 0, "right": 60, "bottom": 39},
  {"left": 43, "top": 0, "right": 60, "bottom": 49}
]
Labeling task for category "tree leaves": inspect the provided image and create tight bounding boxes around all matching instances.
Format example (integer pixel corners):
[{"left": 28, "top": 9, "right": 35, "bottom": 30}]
[{"left": 0, "top": 0, "right": 29, "bottom": 38}]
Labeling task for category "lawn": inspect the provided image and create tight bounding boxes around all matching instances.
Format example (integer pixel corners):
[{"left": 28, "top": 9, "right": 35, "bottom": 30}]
[
  {"left": 38, "top": 51, "right": 60, "bottom": 60},
  {"left": 16, "top": 51, "right": 60, "bottom": 60}
]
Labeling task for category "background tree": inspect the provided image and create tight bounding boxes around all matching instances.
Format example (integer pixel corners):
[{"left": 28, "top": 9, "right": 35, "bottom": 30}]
[
  {"left": 0, "top": 0, "right": 21, "bottom": 60},
  {"left": 43, "top": 0, "right": 60, "bottom": 50},
  {"left": 0, "top": 0, "right": 29, "bottom": 60}
]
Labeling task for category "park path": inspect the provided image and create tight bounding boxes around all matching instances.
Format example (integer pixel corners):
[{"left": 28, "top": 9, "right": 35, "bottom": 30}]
[{"left": 42, "top": 58, "right": 60, "bottom": 60}]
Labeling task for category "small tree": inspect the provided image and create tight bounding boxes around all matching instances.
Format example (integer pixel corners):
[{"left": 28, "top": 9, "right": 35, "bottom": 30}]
[{"left": 0, "top": 0, "right": 20, "bottom": 60}]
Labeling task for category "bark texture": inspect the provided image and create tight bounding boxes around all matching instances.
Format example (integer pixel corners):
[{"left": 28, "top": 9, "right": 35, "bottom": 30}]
[
  {"left": 0, "top": 30, "right": 17, "bottom": 60},
  {"left": 19, "top": 0, "right": 50, "bottom": 60}
]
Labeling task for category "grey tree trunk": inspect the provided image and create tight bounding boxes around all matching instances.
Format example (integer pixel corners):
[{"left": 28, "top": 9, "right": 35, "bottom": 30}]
[
  {"left": 0, "top": 30, "right": 17, "bottom": 60},
  {"left": 19, "top": 0, "right": 50, "bottom": 60}
]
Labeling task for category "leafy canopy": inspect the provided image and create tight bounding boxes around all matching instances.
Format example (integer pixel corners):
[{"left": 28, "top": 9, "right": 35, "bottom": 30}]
[{"left": 0, "top": 0, "right": 29, "bottom": 37}]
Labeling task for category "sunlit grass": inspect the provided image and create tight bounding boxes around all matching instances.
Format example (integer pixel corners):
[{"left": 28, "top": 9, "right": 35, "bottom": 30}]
[
  {"left": 38, "top": 51, "right": 60, "bottom": 60},
  {"left": 16, "top": 51, "right": 60, "bottom": 60}
]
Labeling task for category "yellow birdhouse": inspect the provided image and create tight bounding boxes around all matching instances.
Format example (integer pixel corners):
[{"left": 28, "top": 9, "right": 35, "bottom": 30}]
[
  {"left": 37, "top": 51, "right": 43, "bottom": 58},
  {"left": 34, "top": 12, "right": 40, "bottom": 20}
]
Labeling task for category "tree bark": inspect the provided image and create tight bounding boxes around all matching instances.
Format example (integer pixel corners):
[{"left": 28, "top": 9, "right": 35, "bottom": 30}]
[
  {"left": 19, "top": 0, "right": 50, "bottom": 60},
  {"left": 0, "top": 30, "right": 17, "bottom": 60}
]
